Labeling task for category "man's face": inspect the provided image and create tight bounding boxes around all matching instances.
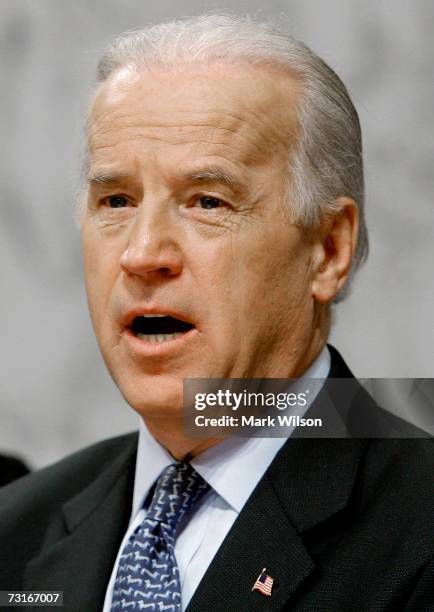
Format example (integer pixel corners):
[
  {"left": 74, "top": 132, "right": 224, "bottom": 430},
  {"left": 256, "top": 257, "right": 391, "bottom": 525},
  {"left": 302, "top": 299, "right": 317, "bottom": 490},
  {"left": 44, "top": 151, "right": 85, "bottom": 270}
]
[{"left": 81, "top": 62, "right": 319, "bottom": 418}]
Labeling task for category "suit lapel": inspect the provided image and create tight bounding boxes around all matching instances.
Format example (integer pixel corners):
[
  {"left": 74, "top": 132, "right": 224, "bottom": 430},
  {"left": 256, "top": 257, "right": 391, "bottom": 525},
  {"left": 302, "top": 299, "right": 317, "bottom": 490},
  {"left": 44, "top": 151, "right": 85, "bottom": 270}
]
[
  {"left": 188, "top": 436, "right": 367, "bottom": 611},
  {"left": 23, "top": 435, "right": 137, "bottom": 612},
  {"left": 186, "top": 473, "right": 314, "bottom": 612}
]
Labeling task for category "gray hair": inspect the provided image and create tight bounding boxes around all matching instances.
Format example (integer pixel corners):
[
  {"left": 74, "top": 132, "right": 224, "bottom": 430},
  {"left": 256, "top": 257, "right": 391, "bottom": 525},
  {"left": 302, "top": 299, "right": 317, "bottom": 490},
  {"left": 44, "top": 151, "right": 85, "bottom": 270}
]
[{"left": 91, "top": 14, "right": 368, "bottom": 297}]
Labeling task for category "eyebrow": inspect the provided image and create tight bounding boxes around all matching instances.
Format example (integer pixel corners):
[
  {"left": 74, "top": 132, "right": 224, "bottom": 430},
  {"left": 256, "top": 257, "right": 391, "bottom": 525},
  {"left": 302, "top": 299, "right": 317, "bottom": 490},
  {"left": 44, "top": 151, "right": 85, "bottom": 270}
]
[
  {"left": 183, "top": 169, "right": 248, "bottom": 195},
  {"left": 87, "top": 168, "right": 248, "bottom": 195},
  {"left": 87, "top": 172, "right": 132, "bottom": 186}
]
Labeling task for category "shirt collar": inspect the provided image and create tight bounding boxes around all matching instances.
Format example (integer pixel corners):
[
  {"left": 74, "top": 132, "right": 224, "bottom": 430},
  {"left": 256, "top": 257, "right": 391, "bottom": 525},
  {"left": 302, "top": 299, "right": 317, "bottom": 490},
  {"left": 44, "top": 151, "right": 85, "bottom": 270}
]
[{"left": 131, "top": 345, "right": 330, "bottom": 518}]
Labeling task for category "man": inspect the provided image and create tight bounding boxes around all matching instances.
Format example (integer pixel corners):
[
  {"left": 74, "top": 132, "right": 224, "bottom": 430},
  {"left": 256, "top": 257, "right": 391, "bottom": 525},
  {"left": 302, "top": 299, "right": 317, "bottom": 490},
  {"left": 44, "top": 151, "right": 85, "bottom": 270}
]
[{"left": 0, "top": 15, "right": 432, "bottom": 612}]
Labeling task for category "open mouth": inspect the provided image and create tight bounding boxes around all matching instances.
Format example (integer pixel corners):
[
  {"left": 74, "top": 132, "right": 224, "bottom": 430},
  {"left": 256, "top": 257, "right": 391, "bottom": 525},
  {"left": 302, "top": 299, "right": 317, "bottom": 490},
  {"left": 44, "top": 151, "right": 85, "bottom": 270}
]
[{"left": 130, "top": 314, "right": 195, "bottom": 344}]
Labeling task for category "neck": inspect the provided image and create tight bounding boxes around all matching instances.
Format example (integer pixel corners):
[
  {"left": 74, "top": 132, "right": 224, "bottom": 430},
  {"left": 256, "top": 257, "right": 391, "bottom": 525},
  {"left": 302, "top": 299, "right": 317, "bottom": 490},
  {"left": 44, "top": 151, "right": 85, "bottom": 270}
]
[
  {"left": 143, "top": 336, "right": 329, "bottom": 460},
  {"left": 144, "top": 420, "right": 222, "bottom": 461},
  {"left": 292, "top": 307, "right": 329, "bottom": 378}
]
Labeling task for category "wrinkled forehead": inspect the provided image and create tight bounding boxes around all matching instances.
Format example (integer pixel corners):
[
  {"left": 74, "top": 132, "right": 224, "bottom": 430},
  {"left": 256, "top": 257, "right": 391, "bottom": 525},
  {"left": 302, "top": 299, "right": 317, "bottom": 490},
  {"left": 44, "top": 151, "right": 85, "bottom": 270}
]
[{"left": 87, "top": 61, "right": 301, "bottom": 166}]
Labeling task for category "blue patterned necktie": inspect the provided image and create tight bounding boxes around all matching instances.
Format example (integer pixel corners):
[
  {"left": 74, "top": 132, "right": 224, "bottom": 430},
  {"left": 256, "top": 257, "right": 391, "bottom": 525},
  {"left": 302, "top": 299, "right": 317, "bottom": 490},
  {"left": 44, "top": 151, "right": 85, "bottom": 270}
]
[{"left": 111, "top": 462, "right": 210, "bottom": 611}]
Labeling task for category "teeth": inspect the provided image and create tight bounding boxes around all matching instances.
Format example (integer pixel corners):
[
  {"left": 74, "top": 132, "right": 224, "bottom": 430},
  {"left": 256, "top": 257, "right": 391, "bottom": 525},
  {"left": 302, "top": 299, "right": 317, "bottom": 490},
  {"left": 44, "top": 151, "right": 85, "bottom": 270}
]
[
  {"left": 136, "top": 332, "right": 183, "bottom": 343},
  {"left": 140, "top": 314, "right": 167, "bottom": 318}
]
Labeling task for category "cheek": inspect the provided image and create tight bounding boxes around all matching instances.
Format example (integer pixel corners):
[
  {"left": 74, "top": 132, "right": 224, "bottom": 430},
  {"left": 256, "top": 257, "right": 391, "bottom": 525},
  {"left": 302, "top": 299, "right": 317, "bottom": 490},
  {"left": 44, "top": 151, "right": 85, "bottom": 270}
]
[
  {"left": 236, "top": 230, "right": 313, "bottom": 326},
  {"left": 82, "top": 237, "right": 98, "bottom": 285},
  {"left": 240, "top": 227, "right": 310, "bottom": 291},
  {"left": 194, "top": 224, "right": 308, "bottom": 301},
  {"left": 82, "top": 231, "right": 101, "bottom": 292},
  {"left": 82, "top": 230, "right": 119, "bottom": 321}
]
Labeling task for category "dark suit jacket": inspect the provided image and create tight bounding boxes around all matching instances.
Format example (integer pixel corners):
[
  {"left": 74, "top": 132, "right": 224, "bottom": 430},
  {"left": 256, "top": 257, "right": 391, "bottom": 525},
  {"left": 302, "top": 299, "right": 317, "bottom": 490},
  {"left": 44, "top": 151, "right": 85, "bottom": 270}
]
[{"left": 0, "top": 348, "right": 433, "bottom": 611}]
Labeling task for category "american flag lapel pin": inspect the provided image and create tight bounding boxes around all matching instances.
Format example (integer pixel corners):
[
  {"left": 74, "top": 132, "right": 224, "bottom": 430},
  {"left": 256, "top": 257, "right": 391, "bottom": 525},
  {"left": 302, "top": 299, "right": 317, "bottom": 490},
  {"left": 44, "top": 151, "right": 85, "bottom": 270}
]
[{"left": 252, "top": 567, "right": 274, "bottom": 596}]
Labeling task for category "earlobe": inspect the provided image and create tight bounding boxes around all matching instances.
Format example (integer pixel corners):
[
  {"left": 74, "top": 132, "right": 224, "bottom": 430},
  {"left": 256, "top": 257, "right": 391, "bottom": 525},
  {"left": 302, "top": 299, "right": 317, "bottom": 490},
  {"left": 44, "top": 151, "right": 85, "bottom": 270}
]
[
  {"left": 311, "top": 197, "right": 359, "bottom": 303},
  {"left": 312, "top": 268, "right": 340, "bottom": 303}
]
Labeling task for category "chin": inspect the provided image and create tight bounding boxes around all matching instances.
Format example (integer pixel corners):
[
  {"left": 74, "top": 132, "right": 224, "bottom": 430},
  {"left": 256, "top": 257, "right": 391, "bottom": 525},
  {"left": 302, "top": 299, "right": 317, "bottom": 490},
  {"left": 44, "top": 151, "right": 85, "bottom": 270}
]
[{"left": 120, "top": 376, "right": 184, "bottom": 420}]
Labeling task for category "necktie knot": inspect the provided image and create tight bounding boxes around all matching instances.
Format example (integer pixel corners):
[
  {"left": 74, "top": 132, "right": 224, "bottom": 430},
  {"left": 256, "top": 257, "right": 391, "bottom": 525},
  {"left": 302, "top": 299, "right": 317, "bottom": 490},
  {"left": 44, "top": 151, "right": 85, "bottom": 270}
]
[{"left": 146, "top": 462, "right": 209, "bottom": 529}]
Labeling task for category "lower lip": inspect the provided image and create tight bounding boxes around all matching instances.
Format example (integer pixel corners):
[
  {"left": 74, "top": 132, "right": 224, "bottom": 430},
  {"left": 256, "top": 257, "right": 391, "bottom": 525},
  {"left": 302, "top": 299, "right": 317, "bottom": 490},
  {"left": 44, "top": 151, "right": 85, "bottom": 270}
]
[{"left": 122, "top": 327, "right": 198, "bottom": 357}]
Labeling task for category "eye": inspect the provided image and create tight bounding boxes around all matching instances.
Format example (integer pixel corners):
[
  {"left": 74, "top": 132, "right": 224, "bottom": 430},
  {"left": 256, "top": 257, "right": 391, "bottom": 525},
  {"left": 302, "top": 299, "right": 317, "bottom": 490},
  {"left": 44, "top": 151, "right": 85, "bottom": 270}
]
[
  {"left": 104, "top": 195, "right": 129, "bottom": 208},
  {"left": 195, "top": 195, "right": 225, "bottom": 209}
]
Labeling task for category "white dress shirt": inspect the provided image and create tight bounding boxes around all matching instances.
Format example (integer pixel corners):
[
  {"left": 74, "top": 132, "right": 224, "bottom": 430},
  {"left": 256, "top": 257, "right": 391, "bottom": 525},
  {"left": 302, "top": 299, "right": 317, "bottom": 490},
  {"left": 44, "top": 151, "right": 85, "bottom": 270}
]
[{"left": 103, "top": 346, "right": 330, "bottom": 611}]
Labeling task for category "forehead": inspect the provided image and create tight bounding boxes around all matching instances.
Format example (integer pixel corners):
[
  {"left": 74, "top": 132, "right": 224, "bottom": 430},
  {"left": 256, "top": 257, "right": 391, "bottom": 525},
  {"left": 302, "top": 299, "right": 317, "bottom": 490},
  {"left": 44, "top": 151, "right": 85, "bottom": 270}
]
[{"left": 88, "top": 61, "right": 300, "bottom": 170}]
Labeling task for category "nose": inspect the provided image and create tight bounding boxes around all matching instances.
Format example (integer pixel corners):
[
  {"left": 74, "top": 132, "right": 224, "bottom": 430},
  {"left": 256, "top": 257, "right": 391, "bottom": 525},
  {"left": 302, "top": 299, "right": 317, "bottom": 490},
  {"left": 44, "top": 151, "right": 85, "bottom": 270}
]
[{"left": 120, "top": 203, "right": 183, "bottom": 280}]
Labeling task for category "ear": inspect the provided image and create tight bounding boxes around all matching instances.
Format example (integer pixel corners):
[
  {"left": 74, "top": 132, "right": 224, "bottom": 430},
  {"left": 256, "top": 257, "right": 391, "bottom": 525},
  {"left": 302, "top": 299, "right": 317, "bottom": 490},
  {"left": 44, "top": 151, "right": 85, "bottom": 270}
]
[{"left": 311, "top": 197, "right": 359, "bottom": 303}]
